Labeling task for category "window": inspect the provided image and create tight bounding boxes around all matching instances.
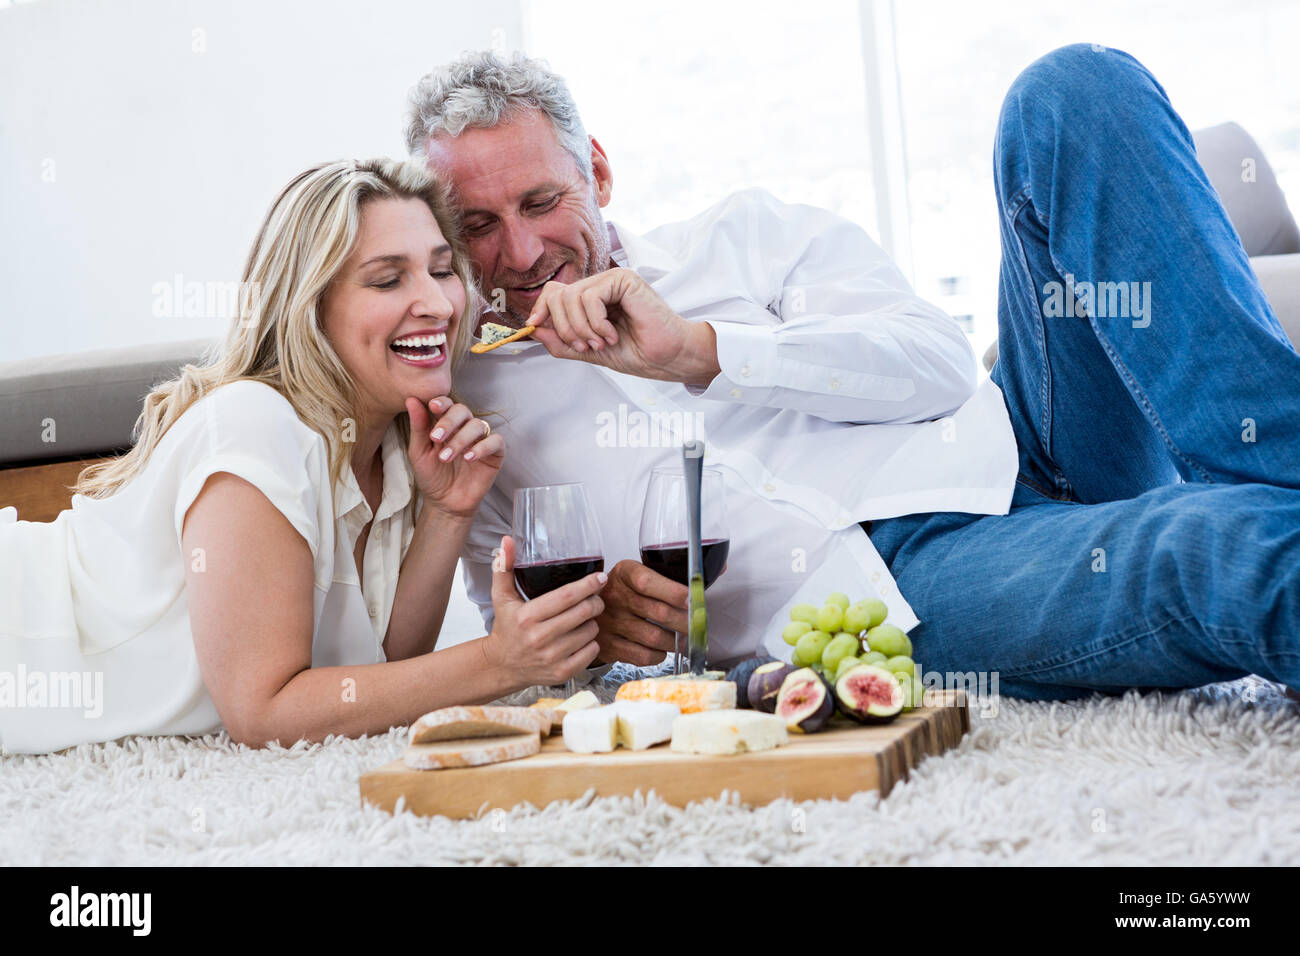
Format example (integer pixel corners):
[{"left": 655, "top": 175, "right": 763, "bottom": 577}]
[
  {"left": 522, "top": 0, "right": 877, "bottom": 238},
  {"left": 894, "top": 0, "right": 1300, "bottom": 357}
]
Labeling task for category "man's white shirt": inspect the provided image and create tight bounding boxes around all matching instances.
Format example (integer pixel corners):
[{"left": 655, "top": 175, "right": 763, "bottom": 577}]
[{"left": 453, "top": 188, "right": 1019, "bottom": 667}]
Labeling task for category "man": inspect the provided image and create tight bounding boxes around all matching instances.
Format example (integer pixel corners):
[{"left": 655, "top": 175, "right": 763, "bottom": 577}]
[{"left": 405, "top": 46, "right": 1300, "bottom": 699}]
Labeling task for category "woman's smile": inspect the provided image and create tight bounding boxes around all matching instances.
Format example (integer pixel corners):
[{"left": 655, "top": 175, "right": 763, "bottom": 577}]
[{"left": 390, "top": 327, "right": 449, "bottom": 368}]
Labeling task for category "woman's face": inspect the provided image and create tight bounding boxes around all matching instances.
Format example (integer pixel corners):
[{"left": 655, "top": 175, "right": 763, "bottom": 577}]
[{"left": 321, "top": 196, "right": 466, "bottom": 426}]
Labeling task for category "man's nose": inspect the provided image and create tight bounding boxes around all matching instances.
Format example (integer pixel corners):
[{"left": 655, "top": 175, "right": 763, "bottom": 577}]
[{"left": 498, "top": 219, "right": 545, "bottom": 275}]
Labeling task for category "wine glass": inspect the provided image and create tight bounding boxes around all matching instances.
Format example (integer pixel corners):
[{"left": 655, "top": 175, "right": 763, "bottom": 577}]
[
  {"left": 638, "top": 467, "right": 729, "bottom": 674},
  {"left": 511, "top": 483, "right": 605, "bottom": 697}
]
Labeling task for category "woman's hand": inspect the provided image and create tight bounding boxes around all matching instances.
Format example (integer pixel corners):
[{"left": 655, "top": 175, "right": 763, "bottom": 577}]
[
  {"left": 481, "top": 535, "right": 606, "bottom": 687},
  {"left": 405, "top": 396, "right": 504, "bottom": 519}
]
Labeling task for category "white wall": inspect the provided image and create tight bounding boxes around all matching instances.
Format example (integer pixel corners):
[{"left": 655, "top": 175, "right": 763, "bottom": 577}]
[{"left": 0, "top": 0, "right": 522, "bottom": 362}]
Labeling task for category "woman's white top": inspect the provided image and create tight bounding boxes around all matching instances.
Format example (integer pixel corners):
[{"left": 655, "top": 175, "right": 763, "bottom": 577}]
[{"left": 0, "top": 380, "right": 422, "bottom": 755}]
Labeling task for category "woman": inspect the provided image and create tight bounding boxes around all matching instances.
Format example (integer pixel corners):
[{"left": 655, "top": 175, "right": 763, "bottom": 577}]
[{"left": 0, "top": 159, "right": 605, "bottom": 755}]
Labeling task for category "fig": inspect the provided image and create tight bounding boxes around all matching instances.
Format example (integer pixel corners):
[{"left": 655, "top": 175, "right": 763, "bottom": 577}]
[
  {"left": 834, "top": 663, "right": 905, "bottom": 724},
  {"left": 725, "top": 656, "right": 778, "bottom": 709},
  {"left": 748, "top": 661, "right": 795, "bottom": 713},
  {"left": 776, "top": 667, "right": 834, "bottom": 733},
  {"left": 833, "top": 654, "right": 862, "bottom": 683}
]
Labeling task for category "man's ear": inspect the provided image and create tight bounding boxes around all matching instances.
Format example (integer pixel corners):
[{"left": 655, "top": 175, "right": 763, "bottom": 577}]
[{"left": 590, "top": 136, "right": 613, "bottom": 208}]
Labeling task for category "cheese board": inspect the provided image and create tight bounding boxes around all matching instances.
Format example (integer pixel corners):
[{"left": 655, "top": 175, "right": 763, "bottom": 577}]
[{"left": 360, "top": 689, "right": 968, "bottom": 819}]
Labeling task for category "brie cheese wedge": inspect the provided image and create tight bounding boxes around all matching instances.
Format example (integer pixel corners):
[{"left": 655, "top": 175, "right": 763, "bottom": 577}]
[{"left": 669, "top": 709, "right": 789, "bottom": 755}]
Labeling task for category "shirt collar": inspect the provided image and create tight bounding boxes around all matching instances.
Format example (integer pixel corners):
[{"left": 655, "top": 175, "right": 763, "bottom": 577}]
[
  {"left": 335, "top": 418, "right": 414, "bottom": 526},
  {"left": 607, "top": 219, "right": 680, "bottom": 280}
]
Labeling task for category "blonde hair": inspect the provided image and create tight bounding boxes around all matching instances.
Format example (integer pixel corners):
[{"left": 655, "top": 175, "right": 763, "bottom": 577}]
[{"left": 73, "top": 158, "right": 478, "bottom": 517}]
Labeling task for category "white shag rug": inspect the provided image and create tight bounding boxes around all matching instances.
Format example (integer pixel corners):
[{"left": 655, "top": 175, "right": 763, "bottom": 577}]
[{"left": 4, "top": 671, "right": 1298, "bottom": 866}]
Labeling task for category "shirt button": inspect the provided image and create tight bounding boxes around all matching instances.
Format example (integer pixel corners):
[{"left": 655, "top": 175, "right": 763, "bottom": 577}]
[
  {"left": 368, "top": 603, "right": 379, "bottom": 618},
  {"left": 830, "top": 378, "right": 841, "bottom": 390},
  {"left": 646, "top": 396, "right": 657, "bottom": 406},
  {"left": 729, "top": 388, "right": 742, "bottom": 398},
  {"left": 763, "top": 482, "right": 776, "bottom": 494},
  {"left": 739, "top": 364, "right": 752, "bottom": 378}
]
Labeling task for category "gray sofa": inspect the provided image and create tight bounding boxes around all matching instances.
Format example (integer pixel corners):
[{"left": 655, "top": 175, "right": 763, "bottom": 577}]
[{"left": 1, "top": 124, "right": 1297, "bottom": 470}]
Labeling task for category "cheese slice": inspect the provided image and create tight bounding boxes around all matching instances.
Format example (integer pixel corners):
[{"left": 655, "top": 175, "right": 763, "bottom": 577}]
[
  {"left": 469, "top": 322, "right": 537, "bottom": 353},
  {"left": 613, "top": 700, "right": 680, "bottom": 750},
  {"left": 479, "top": 321, "right": 516, "bottom": 345},
  {"left": 615, "top": 677, "right": 736, "bottom": 713},
  {"left": 404, "top": 733, "right": 541, "bottom": 770},
  {"left": 557, "top": 690, "right": 600, "bottom": 712},
  {"left": 562, "top": 704, "right": 619, "bottom": 753},
  {"left": 408, "top": 705, "right": 549, "bottom": 745},
  {"left": 670, "top": 710, "right": 789, "bottom": 755}
]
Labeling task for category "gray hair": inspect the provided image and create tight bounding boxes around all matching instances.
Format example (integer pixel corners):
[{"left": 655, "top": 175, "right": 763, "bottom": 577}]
[{"left": 405, "top": 50, "right": 593, "bottom": 183}]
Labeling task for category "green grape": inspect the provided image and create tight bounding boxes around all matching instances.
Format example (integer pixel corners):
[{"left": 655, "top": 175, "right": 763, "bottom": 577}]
[
  {"left": 782, "top": 620, "right": 813, "bottom": 645},
  {"left": 885, "top": 655, "right": 914, "bottom": 677},
  {"left": 814, "top": 604, "right": 844, "bottom": 634},
  {"left": 842, "top": 603, "right": 871, "bottom": 635},
  {"left": 834, "top": 655, "right": 863, "bottom": 683},
  {"left": 861, "top": 599, "right": 889, "bottom": 629},
  {"left": 901, "top": 675, "right": 924, "bottom": 712},
  {"left": 789, "top": 603, "right": 819, "bottom": 624},
  {"left": 793, "top": 629, "right": 834, "bottom": 667},
  {"left": 866, "top": 624, "right": 910, "bottom": 658},
  {"left": 821, "top": 633, "right": 861, "bottom": 673},
  {"left": 825, "top": 592, "right": 851, "bottom": 610},
  {"left": 861, "top": 651, "right": 888, "bottom": 666}
]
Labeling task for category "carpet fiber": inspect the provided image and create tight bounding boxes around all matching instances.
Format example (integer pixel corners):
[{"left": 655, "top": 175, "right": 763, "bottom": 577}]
[{"left": 3, "top": 674, "right": 1297, "bottom": 866}]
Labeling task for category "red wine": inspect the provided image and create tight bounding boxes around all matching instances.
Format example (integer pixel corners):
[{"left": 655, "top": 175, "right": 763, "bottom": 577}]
[
  {"left": 639, "top": 539, "right": 729, "bottom": 589},
  {"left": 514, "top": 556, "right": 605, "bottom": 599}
]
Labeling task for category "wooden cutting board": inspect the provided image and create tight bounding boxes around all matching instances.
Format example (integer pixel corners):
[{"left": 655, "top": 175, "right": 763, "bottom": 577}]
[{"left": 360, "top": 689, "right": 969, "bottom": 819}]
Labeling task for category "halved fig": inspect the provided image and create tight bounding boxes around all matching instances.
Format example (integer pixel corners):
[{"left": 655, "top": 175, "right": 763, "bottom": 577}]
[
  {"left": 834, "top": 663, "right": 905, "bottom": 724},
  {"left": 775, "top": 667, "right": 834, "bottom": 733},
  {"left": 748, "top": 661, "right": 795, "bottom": 714}
]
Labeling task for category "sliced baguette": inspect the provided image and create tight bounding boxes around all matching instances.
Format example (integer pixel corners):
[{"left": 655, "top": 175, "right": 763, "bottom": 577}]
[
  {"left": 403, "top": 733, "right": 541, "bottom": 770},
  {"left": 408, "top": 705, "right": 550, "bottom": 745}
]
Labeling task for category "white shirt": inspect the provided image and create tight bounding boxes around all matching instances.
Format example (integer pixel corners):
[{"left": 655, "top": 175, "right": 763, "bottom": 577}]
[
  {"left": 0, "top": 379, "right": 414, "bottom": 754},
  {"left": 454, "top": 188, "right": 1019, "bottom": 668}
]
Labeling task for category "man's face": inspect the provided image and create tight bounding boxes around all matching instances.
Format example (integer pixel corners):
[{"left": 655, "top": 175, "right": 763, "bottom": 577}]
[{"left": 424, "top": 108, "right": 613, "bottom": 325}]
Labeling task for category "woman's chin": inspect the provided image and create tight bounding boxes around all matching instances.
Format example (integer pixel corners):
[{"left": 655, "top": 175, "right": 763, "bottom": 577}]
[{"left": 395, "top": 371, "right": 453, "bottom": 408}]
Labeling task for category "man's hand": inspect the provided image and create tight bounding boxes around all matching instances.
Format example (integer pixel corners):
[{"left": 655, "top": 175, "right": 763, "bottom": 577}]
[
  {"left": 592, "top": 559, "right": 690, "bottom": 667},
  {"left": 525, "top": 267, "right": 720, "bottom": 387}
]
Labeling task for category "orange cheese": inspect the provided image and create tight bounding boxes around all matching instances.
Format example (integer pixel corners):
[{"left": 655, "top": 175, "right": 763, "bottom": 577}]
[{"left": 614, "top": 677, "right": 736, "bottom": 713}]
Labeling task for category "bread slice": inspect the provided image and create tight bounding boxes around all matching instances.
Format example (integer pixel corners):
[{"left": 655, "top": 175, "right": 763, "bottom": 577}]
[
  {"left": 403, "top": 733, "right": 541, "bottom": 770},
  {"left": 408, "top": 705, "right": 550, "bottom": 745}
]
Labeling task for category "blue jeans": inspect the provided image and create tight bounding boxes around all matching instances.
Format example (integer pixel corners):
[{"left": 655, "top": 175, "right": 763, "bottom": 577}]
[{"left": 868, "top": 44, "right": 1300, "bottom": 701}]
